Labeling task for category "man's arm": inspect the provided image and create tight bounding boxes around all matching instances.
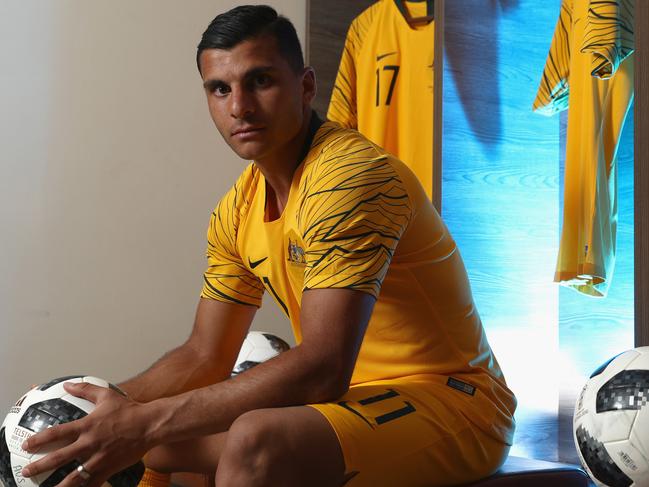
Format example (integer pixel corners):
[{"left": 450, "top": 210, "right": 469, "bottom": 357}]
[
  {"left": 119, "top": 297, "right": 257, "bottom": 402},
  {"left": 21, "top": 288, "right": 374, "bottom": 486},
  {"left": 144, "top": 288, "right": 375, "bottom": 441}
]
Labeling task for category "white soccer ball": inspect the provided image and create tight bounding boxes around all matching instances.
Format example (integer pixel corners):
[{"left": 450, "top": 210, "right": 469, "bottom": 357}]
[
  {"left": 232, "top": 331, "right": 290, "bottom": 376},
  {"left": 0, "top": 376, "right": 144, "bottom": 487},
  {"left": 574, "top": 346, "right": 649, "bottom": 487}
]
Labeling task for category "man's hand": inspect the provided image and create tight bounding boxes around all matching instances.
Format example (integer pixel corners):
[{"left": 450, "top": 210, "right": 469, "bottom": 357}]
[{"left": 21, "top": 382, "right": 151, "bottom": 487}]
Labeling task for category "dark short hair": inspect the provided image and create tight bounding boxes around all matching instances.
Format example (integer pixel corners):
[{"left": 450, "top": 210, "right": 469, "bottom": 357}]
[{"left": 196, "top": 5, "right": 304, "bottom": 74}]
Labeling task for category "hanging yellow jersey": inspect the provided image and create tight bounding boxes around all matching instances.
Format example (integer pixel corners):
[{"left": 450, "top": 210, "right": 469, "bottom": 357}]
[
  {"left": 533, "top": 0, "right": 634, "bottom": 297},
  {"left": 327, "top": 0, "right": 435, "bottom": 199},
  {"left": 201, "top": 117, "right": 515, "bottom": 445}
]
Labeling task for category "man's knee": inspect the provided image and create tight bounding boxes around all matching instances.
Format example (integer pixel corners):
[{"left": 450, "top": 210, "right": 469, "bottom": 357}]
[
  {"left": 144, "top": 445, "right": 177, "bottom": 474},
  {"left": 221, "top": 409, "right": 285, "bottom": 473}
]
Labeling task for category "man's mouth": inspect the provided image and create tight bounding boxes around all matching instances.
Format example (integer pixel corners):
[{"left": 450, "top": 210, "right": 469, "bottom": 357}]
[{"left": 232, "top": 126, "right": 265, "bottom": 138}]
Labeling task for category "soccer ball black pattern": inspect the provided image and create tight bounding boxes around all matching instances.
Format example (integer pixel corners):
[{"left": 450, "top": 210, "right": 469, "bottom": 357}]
[
  {"left": 574, "top": 347, "right": 649, "bottom": 487},
  {"left": 231, "top": 332, "right": 290, "bottom": 376},
  {"left": 1, "top": 376, "right": 144, "bottom": 487}
]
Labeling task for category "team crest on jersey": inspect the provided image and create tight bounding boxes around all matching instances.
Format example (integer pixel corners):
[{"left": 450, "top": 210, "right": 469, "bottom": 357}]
[{"left": 287, "top": 239, "right": 306, "bottom": 266}]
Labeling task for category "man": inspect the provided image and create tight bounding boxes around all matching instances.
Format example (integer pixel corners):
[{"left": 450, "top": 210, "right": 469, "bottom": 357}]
[{"left": 21, "top": 5, "right": 516, "bottom": 486}]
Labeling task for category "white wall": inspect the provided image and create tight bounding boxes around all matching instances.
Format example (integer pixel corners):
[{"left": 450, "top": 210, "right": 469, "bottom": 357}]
[{"left": 0, "top": 1, "right": 305, "bottom": 410}]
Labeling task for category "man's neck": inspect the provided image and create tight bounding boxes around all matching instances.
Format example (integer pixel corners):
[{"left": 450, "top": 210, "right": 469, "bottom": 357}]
[{"left": 257, "top": 109, "right": 317, "bottom": 219}]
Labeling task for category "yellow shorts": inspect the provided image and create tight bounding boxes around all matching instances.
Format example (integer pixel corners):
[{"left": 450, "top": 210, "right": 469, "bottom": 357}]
[{"left": 309, "top": 378, "right": 510, "bottom": 487}]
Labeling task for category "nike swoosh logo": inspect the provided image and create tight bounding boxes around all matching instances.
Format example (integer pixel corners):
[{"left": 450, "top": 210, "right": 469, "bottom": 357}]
[
  {"left": 376, "top": 51, "right": 397, "bottom": 62},
  {"left": 249, "top": 257, "right": 268, "bottom": 269}
]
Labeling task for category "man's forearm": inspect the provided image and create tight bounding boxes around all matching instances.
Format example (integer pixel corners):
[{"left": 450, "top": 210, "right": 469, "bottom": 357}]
[
  {"left": 141, "top": 343, "right": 344, "bottom": 446},
  {"left": 118, "top": 342, "right": 231, "bottom": 403},
  {"left": 119, "top": 298, "right": 256, "bottom": 403}
]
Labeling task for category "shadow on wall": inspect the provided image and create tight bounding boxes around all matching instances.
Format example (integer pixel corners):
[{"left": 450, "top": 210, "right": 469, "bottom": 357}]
[{"left": 444, "top": 0, "right": 519, "bottom": 155}]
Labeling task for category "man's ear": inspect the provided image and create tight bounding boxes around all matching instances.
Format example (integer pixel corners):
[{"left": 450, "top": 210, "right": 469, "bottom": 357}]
[{"left": 301, "top": 66, "right": 317, "bottom": 106}]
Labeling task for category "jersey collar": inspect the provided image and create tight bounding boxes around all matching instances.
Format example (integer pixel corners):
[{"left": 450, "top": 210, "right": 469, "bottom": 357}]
[
  {"left": 296, "top": 110, "right": 324, "bottom": 165},
  {"left": 393, "top": 0, "right": 435, "bottom": 26}
]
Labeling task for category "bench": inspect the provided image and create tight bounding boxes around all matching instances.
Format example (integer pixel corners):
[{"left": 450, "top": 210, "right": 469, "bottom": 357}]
[
  {"left": 171, "top": 455, "right": 593, "bottom": 486},
  {"left": 464, "top": 455, "right": 593, "bottom": 486}
]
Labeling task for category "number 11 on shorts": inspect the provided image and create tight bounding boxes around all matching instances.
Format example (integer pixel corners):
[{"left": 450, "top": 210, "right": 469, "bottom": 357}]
[{"left": 338, "top": 388, "right": 416, "bottom": 428}]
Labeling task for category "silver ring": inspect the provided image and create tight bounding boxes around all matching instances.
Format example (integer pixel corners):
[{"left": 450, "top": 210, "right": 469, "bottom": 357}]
[{"left": 76, "top": 464, "right": 91, "bottom": 481}]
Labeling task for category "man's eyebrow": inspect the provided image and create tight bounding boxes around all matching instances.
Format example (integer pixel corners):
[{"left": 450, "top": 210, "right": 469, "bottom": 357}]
[
  {"left": 203, "top": 79, "right": 224, "bottom": 91},
  {"left": 244, "top": 65, "right": 277, "bottom": 78},
  {"left": 202, "top": 66, "right": 278, "bottom": 91}
]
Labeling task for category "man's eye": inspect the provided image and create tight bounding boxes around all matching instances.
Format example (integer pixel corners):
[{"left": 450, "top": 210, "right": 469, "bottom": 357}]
[
  {"left": 254, "top": 74, "right": 271, "bottom": 87},
  {"left": 214, "top": 85, "right": 230, "bottom": 96}
]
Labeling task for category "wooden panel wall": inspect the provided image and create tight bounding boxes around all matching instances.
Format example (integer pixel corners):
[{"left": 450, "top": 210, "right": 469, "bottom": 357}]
[
  {"left": 636, "top": 0, "right": 649, "bottom": 347},
  {"left": 306, "top": 0, "right": 374, "bottom": 117}
]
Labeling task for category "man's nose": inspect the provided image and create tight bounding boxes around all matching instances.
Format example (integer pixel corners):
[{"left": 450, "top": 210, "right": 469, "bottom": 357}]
[{"left": 230, "top": 87, "right": 255, "bottom": 119}]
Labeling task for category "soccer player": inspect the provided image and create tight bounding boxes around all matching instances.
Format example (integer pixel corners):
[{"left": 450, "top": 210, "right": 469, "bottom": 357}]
[{"left": 20, "top": 5, "right": 516, "bottom": 486}]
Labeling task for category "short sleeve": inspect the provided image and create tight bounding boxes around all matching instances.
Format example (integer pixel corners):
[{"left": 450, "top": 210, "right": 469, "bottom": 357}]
[
  {"left": 581, "top": 0, "right": 634, "bottom": 79},
  {"left": 299, "top": 141, "right": 412, "bottom": 298},
  {"left": 200, "top": 175, "right": 264, "bottom": 307},
  {"left": 532, "top": 0, "right": 573, "bottom": 115}
]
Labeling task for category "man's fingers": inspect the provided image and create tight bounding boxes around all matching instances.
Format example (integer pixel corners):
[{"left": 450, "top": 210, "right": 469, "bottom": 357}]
[
  {"left": 21, "top": 442, "right": 80, "bottom": 478},
  {"left": 55, "top": 455, "right": 107, "bottom": 487},
  {"left": 22, "top": 422, "right": 78, "bottom": 453},
  {"left": 63, "top": 382, "right": 104, "bottom": 403},
  {"left": 56, "top": 463, "right": 100, "bottom": 487}
]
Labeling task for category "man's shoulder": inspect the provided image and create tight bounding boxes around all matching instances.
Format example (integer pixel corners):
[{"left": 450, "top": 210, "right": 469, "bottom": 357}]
[
  {"left": 234, "top": 162, "right": 261, "bottom": 189},
  {"left": 306, "top": 121, "right": 418, "bottom": 187},
  {"left": 307, "top": 121, "right": 388, "bottom": 170},
  {"left": 217, "top": 162, "right": 260, "bottom": 195},
  {"left": 216, "top": 162, "right": 261, "bottom": 213},
  {"left": 299, "top": 122, "right": 414, "bottom": 211},
  {"left": 303, "top": 122, "right": 432, "bottom": 220}
]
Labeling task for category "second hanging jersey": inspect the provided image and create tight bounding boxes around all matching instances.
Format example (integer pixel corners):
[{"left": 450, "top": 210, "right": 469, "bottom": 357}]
[
  {"left": 533, "top": 0, "right": 634, "bottom": 297},
  {"left": 327, "top": 0, "right": 435, "bottom": 199}
]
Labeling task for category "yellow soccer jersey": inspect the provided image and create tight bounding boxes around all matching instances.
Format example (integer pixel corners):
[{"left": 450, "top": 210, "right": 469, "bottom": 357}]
[
  {"left": 201, "top": 117, "right": 515, "bottom": 445},
  {"left": 534, "top": 0, "right": 634, "bottom": 296},
  {"left": 327, "top": 0, "right": 435, "bottom": 199},
  {"left": 533, "top": 0, "right": 634, "bottom": 297}
]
